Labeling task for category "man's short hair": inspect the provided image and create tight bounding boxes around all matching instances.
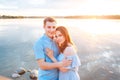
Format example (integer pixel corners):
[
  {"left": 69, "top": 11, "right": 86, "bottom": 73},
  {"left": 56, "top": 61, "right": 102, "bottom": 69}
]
[{"left": 43, "top": 17, "right": 56, "bottom": 26}]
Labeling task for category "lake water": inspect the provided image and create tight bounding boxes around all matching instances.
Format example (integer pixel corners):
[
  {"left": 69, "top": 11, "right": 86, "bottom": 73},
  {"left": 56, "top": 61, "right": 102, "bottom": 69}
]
[{"left": 0, "top": 18, "right": 120, "bottom": 80}]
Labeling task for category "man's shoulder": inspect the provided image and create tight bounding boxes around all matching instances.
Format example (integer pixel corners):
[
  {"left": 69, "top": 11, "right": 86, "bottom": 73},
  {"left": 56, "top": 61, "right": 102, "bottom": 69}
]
[{"left": 36, "top": 36, "right": 45, "bottom": 43}]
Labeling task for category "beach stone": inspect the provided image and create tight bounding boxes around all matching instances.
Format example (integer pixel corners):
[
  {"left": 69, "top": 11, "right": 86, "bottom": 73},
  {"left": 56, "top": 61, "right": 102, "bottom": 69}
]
[
  {"left": 29, "top": 69, "right": 38, "bottom": 80},
  {"left": 15, "top": 67, "right": 26, "bottom": 75},
  {"left": 11, "top": 73, "right": 21, "bottom": 78}
]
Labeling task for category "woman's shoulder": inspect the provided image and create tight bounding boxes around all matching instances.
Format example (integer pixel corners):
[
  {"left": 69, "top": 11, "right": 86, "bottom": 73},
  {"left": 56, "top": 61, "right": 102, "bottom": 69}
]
[{"left": 63, "top": 44, "right": 76, "bottom": 56}]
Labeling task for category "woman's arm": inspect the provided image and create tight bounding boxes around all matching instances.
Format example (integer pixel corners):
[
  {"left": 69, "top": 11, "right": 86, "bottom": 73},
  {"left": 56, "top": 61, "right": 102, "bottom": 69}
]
[{"left": 46, "top": 48, "right": 57, "bottom": 62}]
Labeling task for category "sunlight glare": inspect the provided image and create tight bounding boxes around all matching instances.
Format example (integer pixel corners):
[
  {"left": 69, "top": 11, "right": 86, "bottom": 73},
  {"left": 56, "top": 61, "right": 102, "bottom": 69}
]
[
  {"left": 76, "top": 0, "right": 120, "bottom": 15},
  {"left": 80, "top": 19, "right": 120, "bottom": 35}
]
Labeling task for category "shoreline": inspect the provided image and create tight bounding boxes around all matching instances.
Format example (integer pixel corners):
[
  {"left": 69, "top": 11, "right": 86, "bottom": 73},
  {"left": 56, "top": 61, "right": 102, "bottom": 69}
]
[{"left": 0, "top": 15, "right": 120, "bottom": 19}]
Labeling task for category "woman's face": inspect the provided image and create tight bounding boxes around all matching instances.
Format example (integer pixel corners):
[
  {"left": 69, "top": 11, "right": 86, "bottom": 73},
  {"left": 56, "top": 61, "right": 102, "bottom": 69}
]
[{"left": 55, "top": 30, "right": 65, "bottom": 45}]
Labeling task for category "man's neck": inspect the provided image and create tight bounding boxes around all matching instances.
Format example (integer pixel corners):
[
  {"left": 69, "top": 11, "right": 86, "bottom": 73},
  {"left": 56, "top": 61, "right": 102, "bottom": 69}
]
[{"left": 45, "top": 34, "right": 53, "bottom": 40}]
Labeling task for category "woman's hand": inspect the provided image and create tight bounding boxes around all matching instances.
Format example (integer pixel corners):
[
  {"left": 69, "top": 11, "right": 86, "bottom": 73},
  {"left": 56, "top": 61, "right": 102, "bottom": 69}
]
[
  {"left": 46, "top": 48, "right": 57, "bottom": 62},
  {"left": 46, "top": 48, "right": 54, "bottom": 58}
]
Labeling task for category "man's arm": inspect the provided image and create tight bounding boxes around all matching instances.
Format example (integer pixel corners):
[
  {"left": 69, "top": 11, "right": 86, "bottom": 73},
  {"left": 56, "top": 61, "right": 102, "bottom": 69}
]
[
  {"left": 37, "top": 59, "right": 63, "bottom": 70},
  {"left": 37, "top": 58, "right": 72, "bottom": 70},
  {"left": 34, "top": 41, "right": 71, "bottom": 70}
]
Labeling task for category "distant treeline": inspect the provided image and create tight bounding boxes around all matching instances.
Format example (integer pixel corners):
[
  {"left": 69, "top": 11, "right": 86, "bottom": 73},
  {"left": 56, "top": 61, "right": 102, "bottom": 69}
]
[
  {"left": 0, "top": 15, "right": 120, "bottom": 19},
  {"left": 0, "top": 15, "right": 24, "bottom": 19},
  {"left": 64, "top": 15, "right": 120, "bottom": 19}
]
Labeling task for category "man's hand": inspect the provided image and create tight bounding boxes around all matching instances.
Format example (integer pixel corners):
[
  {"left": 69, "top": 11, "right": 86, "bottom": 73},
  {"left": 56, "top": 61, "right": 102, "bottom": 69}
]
[
  {"left": 61, "top": 59, "right": 72, "bottom": 67},
  {"left": 59, "top": 67, "right": 68, "bottom": 72}
]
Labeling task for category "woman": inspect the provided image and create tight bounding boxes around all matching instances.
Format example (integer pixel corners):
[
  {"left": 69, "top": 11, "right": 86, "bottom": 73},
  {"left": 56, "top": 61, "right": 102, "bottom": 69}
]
[{"left": 46, "top": 26, "right": 81, "bottom": 80}]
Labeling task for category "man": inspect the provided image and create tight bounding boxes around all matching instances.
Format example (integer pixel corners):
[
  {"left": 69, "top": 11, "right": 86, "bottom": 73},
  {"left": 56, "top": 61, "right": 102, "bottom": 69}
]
[{"left": 33, "top": 17, "right": 71, "bottom": 80}]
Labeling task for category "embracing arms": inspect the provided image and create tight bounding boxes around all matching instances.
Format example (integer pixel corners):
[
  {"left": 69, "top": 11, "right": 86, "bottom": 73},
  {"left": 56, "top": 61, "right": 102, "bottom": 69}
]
[{"left": 45, "top": 48, "right": 72, "bottom": 72}]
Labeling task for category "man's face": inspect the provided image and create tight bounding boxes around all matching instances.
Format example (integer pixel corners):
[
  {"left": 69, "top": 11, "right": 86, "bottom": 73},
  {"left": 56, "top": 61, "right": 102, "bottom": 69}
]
[{"left": 44, "top": 21, "right": 57, "bottom": 38}]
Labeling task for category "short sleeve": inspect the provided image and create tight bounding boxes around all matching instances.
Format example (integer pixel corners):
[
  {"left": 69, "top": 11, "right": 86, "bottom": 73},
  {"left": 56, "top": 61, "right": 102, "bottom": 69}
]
[
  {"left": 65, "top": 54, "right": 81, "bottom": 70},
  {"left": 71, "top": 54, "right": 81, "bottom": 68},
  {"left": 33, "top": 40, "right": 45, "bottom": 60}
]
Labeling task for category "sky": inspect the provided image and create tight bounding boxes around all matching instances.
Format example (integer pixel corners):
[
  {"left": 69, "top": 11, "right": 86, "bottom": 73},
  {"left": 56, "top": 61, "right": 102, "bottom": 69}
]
[{"left": 0, "top": 0, "right": 120, "bottom": 16}]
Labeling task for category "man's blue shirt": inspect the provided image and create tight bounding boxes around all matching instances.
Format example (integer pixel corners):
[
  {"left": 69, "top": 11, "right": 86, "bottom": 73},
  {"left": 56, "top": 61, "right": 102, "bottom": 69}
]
[{"left": 33, "top": 34, "right": 59, "bottom": 80}]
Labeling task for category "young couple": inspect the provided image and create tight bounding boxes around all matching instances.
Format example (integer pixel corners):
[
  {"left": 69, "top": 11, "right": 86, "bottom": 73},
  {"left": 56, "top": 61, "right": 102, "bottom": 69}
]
[{"left": 33, "top": 17, "right": 81, "bottom": 80}]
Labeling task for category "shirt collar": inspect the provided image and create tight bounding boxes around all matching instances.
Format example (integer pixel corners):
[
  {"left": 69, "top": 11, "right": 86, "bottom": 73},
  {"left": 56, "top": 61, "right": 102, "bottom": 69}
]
[{"left": 44, "top": 33, "right": 53, "bottom": 42}]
